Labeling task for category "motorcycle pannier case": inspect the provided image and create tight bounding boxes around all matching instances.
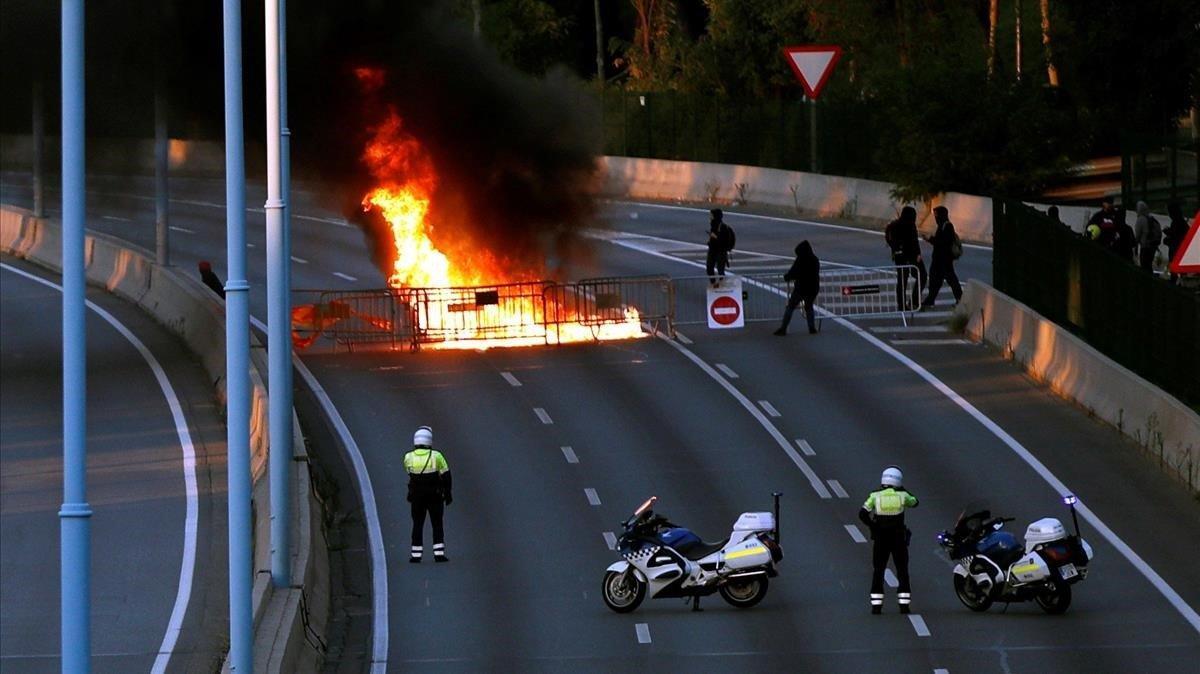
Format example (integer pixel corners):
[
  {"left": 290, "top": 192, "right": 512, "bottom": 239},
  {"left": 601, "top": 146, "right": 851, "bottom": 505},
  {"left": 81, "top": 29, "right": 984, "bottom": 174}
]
[
  {"left": 1024, "top": 518, "right": 1067, "bottom": 550},
  {"left": 722, "top": 537, "right": 773, "bottom": 570}
]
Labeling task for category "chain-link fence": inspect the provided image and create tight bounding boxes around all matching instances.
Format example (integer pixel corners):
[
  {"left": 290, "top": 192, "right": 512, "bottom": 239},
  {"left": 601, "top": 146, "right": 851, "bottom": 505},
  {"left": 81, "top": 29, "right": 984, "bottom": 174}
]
[{"left": 994, "top": 200, "right": 1200, "bottom": 408}]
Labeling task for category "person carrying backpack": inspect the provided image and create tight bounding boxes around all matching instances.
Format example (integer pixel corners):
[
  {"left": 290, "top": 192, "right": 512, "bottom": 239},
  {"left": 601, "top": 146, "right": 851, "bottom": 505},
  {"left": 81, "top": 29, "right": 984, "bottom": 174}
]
[
  {"left": 1134, "top": 200, "right": 1162, "bottom": 272},
  {"left": 885, "top": 206, "right": 926, "bottom": 310},
  {"left": 705, "top": 208, "right": 736, "bottom": 287},
  {"left": 921, "top": 206, "right": 963, "bottom": 310}
]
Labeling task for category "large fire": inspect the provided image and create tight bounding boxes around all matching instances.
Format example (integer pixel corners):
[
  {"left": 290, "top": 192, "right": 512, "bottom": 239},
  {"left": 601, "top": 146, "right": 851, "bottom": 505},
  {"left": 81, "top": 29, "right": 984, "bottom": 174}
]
[{"left": 355, "top": 68, "right": 643, "bottom": 350}]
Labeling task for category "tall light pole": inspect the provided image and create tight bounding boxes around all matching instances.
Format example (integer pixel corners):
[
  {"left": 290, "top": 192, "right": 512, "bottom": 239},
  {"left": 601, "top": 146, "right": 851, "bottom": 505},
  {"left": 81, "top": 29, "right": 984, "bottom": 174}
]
[
  {"left": 222, "top": 0, "right": 254, "bottom": 669},
  {"left": 32, "top": 79, "right": 45, "bottom": 219},
  {"left": 265, "top": 0, "right": 292, "bottom": 587},
  {"left": 60, "top": 0, "right": 92, "bottom": 670}
]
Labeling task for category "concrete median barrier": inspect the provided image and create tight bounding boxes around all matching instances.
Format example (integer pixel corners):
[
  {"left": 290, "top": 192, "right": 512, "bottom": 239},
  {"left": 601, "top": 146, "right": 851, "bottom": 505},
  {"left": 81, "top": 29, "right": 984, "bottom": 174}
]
[
  {"left": 1, "top": 204, "right": 328, "bottom": 671},
  {"left": 955, "top": 279, "right": 1199, "bottom": 492}
]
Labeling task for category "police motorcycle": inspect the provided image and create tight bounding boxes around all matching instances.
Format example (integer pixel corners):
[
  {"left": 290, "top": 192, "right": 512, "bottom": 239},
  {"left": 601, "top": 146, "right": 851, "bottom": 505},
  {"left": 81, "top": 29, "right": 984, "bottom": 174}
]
[
  {"left": 937, "top": 495, "right": 1094, "bottom": 614},
  {"left": 601, "top": 495, "right": 784, "bottom": 613}
]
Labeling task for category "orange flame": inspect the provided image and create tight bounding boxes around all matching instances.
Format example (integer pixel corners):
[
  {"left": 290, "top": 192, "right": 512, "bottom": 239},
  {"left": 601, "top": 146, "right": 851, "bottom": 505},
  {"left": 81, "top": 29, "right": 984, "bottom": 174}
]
[{"left": 357, "top": 69, "right": 642, "bottom": 349}]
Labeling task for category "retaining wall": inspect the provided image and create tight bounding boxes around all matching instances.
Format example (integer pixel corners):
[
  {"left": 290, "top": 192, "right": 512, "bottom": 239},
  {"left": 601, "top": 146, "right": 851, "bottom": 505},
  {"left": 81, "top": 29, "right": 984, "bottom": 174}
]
[
  {"left": 955, "top": 279, "right": 1199, "bottom": 492},
  {"left": 0, "top": 205, "right": 329, "bottom": 671}
]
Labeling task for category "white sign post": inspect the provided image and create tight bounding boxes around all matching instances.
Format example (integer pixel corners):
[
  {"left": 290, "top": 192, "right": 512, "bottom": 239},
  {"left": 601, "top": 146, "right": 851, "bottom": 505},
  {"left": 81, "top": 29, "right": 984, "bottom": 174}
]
[{"left": 707, "top": 277, "right": 745, "bottom": 329}]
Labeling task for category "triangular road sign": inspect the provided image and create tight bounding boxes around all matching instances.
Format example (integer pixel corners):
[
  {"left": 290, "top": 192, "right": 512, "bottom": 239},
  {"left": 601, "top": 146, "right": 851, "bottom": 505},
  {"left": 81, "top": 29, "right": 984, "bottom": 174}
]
[
  {"left": 1168, "top": 211, "right": 1200, "bottom": 273},
  {"left": 782, "top": 45, "right": 843, "bottom": 99}
]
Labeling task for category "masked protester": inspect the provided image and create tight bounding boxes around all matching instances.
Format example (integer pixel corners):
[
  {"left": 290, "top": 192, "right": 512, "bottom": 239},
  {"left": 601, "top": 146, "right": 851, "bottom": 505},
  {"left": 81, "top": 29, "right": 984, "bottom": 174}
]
[
  {"left": 884, "top": 207, "right": 926, "bottom": 310},
  {"left": 774, "top": 241, "right": 820, "bottom": 336}
]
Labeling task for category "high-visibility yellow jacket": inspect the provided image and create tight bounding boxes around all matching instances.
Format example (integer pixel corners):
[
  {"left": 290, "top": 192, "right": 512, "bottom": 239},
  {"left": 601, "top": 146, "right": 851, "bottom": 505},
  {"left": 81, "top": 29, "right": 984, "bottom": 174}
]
[{"left": 404, "top": 448, "right": 451, "bottom": 499}]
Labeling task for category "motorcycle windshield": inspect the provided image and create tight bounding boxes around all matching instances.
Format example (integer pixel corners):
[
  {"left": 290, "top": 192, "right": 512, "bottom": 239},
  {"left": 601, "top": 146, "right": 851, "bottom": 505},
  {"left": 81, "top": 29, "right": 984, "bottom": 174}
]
[{"left": 954, "top": 501, "right": 993, "bottom": 536}]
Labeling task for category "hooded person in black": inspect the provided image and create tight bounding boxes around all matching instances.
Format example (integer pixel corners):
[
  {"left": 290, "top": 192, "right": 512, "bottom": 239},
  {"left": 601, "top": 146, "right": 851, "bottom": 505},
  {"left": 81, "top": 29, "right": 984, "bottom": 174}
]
[
  {"left": 774, "top": 240, "right": 820, "bottom": 335},
  {"left": 920, "top": 206, "right": 963, "bottom": 309},
  {"left": 705, "top": 209, "right": 735, "bottom": 287},
  {"left": 1163, "top": 202, "right": 1190, "bottom": 281},
  {"left": 885, "top": 206, "right": 926, "bottom": 310}
]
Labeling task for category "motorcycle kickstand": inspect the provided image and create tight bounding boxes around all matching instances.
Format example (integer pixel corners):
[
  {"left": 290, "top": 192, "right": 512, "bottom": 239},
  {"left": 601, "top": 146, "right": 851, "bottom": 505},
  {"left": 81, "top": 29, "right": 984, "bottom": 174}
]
[{"left": 691, "top": 595, "right": 703, "bottom": 612}]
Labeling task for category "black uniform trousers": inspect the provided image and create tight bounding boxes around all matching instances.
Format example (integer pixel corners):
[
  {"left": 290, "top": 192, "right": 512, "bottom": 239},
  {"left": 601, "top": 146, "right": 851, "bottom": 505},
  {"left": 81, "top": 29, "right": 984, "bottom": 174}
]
[
  {"left": 411, "top": 495, "right": 445, "bottom": 548},
  {"left": 870, "top": 531, "right": 912, "bottom": 601}
]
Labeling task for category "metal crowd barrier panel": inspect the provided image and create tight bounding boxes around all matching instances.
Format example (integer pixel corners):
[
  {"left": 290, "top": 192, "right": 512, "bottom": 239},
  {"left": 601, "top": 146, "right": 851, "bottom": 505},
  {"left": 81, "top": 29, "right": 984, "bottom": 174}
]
[
  {"left": 408, "top": 281, "right": 553, "bottom": 346},
  {"left": 671, "top": 266, "right": 917, "bottom": 328}
]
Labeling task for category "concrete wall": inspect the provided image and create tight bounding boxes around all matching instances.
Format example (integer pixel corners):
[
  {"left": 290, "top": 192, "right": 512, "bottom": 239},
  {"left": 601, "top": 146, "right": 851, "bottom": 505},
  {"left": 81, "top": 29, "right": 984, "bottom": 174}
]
[
  {"left": 955, "top": 280, "right": 1199, "bottom": 492},
  {"left": 598, "top": 155, "right": 997, "bottom": 244},
  {"left": 1, "top": 134, "right": 264, "bottom": 177},
  {"left": 0, "top": 205, "right": 328, "bottom": 671}
]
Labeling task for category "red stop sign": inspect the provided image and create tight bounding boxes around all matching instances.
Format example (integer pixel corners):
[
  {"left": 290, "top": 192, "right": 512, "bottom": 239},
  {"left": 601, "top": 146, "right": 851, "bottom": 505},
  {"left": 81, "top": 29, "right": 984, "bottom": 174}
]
[{"left": 710, "top": 295, "right": 741, "bottom": 325}]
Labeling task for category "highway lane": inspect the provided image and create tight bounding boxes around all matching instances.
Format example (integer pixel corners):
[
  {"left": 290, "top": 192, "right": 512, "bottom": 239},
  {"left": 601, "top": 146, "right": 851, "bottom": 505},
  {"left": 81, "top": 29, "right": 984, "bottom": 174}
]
[
  {"left": 0, "top": 257, "right": 228, "bottom": 672},
  {"left": 5, "top": 171, "right": 1199, "bottom": 671}
]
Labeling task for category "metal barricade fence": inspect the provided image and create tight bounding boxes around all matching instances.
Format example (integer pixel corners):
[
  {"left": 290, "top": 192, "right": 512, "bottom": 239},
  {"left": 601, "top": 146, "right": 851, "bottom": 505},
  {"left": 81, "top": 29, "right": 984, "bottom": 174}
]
[
  {"left": 290, "top": 288, "right": 418, "bottom": 352},
  {"left": 671, "top": 267, "right": 917, "bottom": 327},
  {"left": 409, "top": 281, "right": 552, "bottom": 346}
]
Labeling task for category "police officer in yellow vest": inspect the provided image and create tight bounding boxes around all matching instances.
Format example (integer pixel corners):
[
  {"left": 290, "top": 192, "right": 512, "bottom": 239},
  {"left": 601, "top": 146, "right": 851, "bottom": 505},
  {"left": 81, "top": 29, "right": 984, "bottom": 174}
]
[
  {"left": 405, "top": 426, "right": 452, "bottom": 563},
  {"left": 858, "top": 466, "right": 919, "bottom": 614}
]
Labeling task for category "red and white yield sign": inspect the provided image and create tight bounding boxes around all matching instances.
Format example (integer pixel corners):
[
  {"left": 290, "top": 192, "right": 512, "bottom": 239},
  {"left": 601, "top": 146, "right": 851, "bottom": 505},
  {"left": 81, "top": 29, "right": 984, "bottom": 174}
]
[
  {"left": 707, "top": 278, "right": 745, "bottom": 329},
  {"left": 1168, "top": 211, "right": 1200, "bottom": 274},
  {"left": 782, "top": 45, "right": 843, "bottom": 99}
]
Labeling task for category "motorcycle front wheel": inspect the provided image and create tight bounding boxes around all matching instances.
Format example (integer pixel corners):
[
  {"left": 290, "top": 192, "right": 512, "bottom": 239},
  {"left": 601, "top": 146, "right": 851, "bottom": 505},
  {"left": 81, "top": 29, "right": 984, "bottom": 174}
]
[
  {"left": 1035, "top": 581, "right": 1072, "bottom": 614},
  {"left": 719, "top": 575, "right": 769, "bottom": 608},
  {"left": 602, "top": 570, "right": 646, "bottom": 613},
  {"left": 953, "top": 574, "right": 994, "bottom": 612}
]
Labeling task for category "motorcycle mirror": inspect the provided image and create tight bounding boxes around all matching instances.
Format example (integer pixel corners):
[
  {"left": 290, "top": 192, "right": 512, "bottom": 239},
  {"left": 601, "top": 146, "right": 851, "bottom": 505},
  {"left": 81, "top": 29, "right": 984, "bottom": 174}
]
[
  {"left": 633, "top": 496, "right": 657, "bottom": 517},
  {"left": 993, "top": 521, "right": 1003, "bottom": 530}
]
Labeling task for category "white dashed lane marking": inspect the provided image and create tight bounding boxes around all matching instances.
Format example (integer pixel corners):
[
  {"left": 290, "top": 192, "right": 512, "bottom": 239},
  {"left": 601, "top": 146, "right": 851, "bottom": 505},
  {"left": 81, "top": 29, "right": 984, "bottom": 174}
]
[
  {"left": 908, "top": 614, "right": 931, "bottom": 637},
  {"left": 845, "top": 524, "right": 867, "bottom": 543},
  {"left": 603, "top": 532, "right": 618, "bottom": 550},
  {"left": 560, "top": 446, "right": 579, "bottom": 464},
  {"left": 584, "top": 488, "right": 602, "bottom": 506},
  {"left": 757, "top": 400, "right": 781, "bottom": 418},
  {"left": 885, "top": 569, "right": 898, "bottom": 588},
  {"left": 796, "top": 439, "right": 816, "bottom": 456},
  {"left": 934, "top": 669, "right": 949, "bottom": 674},
  {"left": 169, "top": 226, "right": 194, "bottom": 234},
  {"left": 826, "top": 480, "right": 848, "bottom": 498},
  {"left": 889, "top": 338, "right": 971, "bottom": 346},
  {"left": 290, "top": 256, "right": 308, "bottom": 264},
  {"left": 635, "top": 623, "right": 651, "bottom": 644},
  {"left": 332, "top": 272, "right": 357, "bottom": 282},
  {"left": 533, "top": 407, "right": 553, "bottom": 425},
  {"left": 101, "top": 214, "right": 132, "bottom": 222},
  {"left": 500, "top": 371, "right": 522, "bottom": 387},
  {"left": 714, "top": 363, "right": 739, "bottom": 379}
]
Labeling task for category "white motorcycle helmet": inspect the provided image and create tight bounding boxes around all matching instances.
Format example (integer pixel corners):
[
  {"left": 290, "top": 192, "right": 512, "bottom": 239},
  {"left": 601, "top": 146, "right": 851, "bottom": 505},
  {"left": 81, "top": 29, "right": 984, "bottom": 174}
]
[
  {"left": 413, "top": 426, "right": 434, "bottom": 448},
  {"left": 880, "top": 465, "right": 903, "bottom": 487}
]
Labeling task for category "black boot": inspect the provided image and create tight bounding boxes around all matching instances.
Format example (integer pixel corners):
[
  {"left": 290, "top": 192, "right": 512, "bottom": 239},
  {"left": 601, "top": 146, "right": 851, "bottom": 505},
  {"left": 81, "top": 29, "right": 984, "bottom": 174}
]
[{"left": 773, "top": 328, "right": 786, "bottom": 336}]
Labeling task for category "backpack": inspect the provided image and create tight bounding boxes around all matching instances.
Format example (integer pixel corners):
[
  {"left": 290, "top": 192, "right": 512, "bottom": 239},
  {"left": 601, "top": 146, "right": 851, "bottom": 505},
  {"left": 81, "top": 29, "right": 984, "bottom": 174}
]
[
  {"left": 723, "top": 224, "right": 736, "bottom": 252},
  {"left": 950, "top": 231, "right": 964, "bottom": 260},
  {"left": 1146, "top": 215, "right": 1162, "bottom": 246}
]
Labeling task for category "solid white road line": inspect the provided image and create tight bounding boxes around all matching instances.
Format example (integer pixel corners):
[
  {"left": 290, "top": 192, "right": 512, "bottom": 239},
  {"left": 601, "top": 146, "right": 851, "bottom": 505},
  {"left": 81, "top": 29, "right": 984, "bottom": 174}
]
[
  {"left": 168, "top": 226, "right": 194, "bottom": 234},
  {"left": 533, "top": 407, "right": 554, "bottom": 425},
  {"left": 561, "top": 446, "right": 579, "bottom": 464},
  {"left": 635, "top": 623, "right": 652, "bottom": 644},
  {"left": 757, "top": 400, "right": 782, "bottom": 418},
  {"left": 603, "top": 532, "right": 618, "bottom": 550},
  {"left": 585, "top": 488, "right": 602, "bottom": 506},
  {"left": 796, "top": 439, "right": 816, "bottom": 456},
  {"left": 675, "top": 331, "right": 693, "bottom": 344},
  {"left": 612, "top": 200, "right": 993, "bottom": 251},
  {"left": 885, "top": 569, "right": 898, "bottom": 588},
  {"left": 868, "top": 325, "right": 950, "bottom": 333},
  {"left": 889, "top": 339, "right": 971, "bottom": 346},
  {"left": 657, "top": 334, "right": 832, "bottom": 499},
  {"left": 844, "top": 524, "right": 867, "bottom": 543},
  {"left": 826, "top": 479, "right": 849, "bottom": 498},
  {"left": 500, "top": 371, "right": 522, "bottom": 387},
  {"left": 611, "top": 230, "right": 1200, "bottom": 636},
  {"left": 714, "top": 363, "right": 739, "bottom": 379},
  {"left": 2, "top": 264, "right": 198, "bottom": 674},
  {"left": 908, "top": 614, "right": 931, "bottom": 637},
  {"left": 289, "top": 347, "right": 389, "bottom": 672},
  {"left": 332, "top": 272, "right": 358, "bottom": 282},
  {"left": 290, "top": 256, "right": 309, "bottom": 264}
]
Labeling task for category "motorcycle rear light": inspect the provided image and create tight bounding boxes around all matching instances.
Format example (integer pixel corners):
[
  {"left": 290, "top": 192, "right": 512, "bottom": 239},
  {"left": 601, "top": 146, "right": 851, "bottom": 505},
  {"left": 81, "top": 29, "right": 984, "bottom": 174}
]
[{"left": 1040, "top": 544, "right": 1071, "bottom": 563}]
